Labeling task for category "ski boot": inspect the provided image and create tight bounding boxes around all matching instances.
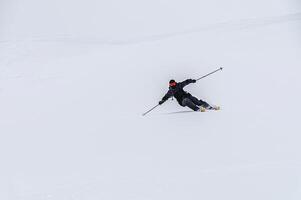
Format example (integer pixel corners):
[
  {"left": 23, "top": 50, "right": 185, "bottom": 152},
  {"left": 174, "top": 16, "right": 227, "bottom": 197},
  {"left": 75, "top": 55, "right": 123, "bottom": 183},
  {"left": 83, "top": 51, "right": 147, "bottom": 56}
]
[
  {"left": 211, "top": 105, "right": 220, "bottom": 110},
  {"left": 206, "top": 105, "right": 220, "bottom": 110},
  {"left": 198, "top": 107, "right": 206, "bottom": 112}
]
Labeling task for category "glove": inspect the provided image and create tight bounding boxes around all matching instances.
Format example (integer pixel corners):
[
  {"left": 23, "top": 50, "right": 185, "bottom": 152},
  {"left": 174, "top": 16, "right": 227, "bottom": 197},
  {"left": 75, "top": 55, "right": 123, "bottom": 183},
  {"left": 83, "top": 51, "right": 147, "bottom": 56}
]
[
  {"left": 191, "top": 79, "right": 196, "bottom": 83},
  {"left": 159, "top": 100, "right": 164, "bottom": 105}
]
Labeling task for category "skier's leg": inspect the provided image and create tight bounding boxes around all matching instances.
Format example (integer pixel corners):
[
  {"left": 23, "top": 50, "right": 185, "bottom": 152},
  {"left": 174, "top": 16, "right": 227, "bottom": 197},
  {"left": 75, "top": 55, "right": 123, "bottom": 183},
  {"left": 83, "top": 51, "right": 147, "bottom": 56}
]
[
  {"left": 182, "top": 98, "right": 199, "bottom": 111},
  {"left": 191, "top": 96, "right": 220, "bottom": 110},
  {"left": 189, "top": 96, "right": 211, "bottom": 108}
]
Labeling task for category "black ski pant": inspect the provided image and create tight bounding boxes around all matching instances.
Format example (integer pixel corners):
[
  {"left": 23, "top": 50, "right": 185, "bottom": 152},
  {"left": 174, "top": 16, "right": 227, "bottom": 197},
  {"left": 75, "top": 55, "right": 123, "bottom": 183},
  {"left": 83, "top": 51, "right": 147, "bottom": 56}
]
[{"left": 181, "top": 96, "right": 210, "bottom": 111}]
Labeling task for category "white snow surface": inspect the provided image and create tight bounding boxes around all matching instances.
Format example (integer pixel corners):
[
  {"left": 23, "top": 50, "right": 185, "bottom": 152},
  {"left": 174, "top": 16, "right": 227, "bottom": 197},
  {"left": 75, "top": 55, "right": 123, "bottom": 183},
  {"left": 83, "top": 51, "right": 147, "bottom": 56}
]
[{"left": 1, "top": 0, "right": 301, "bottom": 199}]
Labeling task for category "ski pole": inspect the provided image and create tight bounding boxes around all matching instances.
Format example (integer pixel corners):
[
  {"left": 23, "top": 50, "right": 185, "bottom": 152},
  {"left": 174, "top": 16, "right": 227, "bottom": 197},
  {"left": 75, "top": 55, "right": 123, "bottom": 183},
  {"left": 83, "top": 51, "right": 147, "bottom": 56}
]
[
  {"left": 142, "top": 104, "right": 160, "bottom": 116},
  {"left": 196, "top": 67, "right": 223, "bottom": 81}
]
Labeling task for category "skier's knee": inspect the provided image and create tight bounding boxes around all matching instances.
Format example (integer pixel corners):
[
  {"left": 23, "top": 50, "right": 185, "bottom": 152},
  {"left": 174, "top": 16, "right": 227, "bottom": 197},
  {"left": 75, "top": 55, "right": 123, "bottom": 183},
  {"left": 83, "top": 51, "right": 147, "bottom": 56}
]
[
  {"left": 182, "top": 98, "right": 199, "bottom": 111},
  {"left": 182, "top": 98, "right": 190, "bottom": 106}
]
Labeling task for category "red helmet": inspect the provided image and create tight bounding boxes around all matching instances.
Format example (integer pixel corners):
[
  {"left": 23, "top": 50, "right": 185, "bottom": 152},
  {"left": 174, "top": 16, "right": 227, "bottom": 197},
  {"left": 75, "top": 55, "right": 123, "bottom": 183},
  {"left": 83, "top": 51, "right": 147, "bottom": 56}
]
[{"left": 169, "top": 79, "right": 177, "bottom": 87}]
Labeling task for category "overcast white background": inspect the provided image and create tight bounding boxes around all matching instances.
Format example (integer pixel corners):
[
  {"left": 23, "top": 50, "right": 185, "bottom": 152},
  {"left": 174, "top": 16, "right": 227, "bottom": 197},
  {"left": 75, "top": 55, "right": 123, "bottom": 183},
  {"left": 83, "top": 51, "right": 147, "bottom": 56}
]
[{"left": 1, "top": 0, "right": 301, "bottom": 199}]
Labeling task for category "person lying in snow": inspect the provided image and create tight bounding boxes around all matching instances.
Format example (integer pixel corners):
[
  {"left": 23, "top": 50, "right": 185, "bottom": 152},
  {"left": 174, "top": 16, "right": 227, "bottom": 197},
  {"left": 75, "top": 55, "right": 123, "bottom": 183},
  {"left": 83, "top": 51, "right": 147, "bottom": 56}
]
[{"left": 159, "top": 79, "right": 220, "bottom": 112}]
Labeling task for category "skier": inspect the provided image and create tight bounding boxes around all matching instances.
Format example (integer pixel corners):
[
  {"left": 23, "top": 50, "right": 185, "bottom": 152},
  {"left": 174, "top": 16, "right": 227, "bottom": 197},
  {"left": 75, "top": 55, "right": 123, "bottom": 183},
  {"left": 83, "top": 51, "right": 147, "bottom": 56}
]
[{"left": 159, "top": 79, "right": 220, "bottom": 112}]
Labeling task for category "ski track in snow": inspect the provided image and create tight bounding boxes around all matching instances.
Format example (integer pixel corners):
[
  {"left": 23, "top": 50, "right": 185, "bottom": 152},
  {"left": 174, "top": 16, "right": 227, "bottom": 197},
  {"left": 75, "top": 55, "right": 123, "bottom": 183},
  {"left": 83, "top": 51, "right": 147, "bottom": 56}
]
[
  {"left": 104, "top": 12, "right": 301, "bottom": 45},
  {"left": 1, "top": 12, "right": 300, "bottom": 81},
  {"left": 0, "top": 12, "right": 300, "bottom": 46},
  {"left": 161, "top": 110, "right": 221, "bottom": 115}
]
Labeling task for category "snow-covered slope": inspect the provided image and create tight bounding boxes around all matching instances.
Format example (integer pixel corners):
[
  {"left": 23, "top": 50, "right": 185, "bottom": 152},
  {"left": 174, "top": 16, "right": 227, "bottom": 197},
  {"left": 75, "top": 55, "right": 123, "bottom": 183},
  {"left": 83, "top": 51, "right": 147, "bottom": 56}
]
[{"left": 1, "top": 0, "right": 301, "bottom": 199}]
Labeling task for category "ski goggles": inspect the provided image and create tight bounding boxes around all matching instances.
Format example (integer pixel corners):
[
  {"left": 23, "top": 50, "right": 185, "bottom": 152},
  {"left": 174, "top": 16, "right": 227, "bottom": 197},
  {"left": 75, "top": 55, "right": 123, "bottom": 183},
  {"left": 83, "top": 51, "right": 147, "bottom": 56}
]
[{"left": 169, "top": 82, "right": 177, "bottom": 87}]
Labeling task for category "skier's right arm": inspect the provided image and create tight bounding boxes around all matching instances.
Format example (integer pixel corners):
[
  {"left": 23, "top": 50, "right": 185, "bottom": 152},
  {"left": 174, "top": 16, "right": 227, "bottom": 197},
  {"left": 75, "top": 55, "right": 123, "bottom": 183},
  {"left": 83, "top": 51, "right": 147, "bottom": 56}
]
[
  {"left": 179, "top": 79, "right": 196, "bottom": 87},
  {"left": 159, "top": 90, "right": 173, "bottom": 105}
]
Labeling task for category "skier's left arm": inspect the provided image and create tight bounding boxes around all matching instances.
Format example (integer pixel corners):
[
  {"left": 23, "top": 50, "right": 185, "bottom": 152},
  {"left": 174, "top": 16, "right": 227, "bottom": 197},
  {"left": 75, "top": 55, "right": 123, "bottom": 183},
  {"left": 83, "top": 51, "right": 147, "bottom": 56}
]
[{"left": 179, "top": 79, "right": 196, "bottom": 88}]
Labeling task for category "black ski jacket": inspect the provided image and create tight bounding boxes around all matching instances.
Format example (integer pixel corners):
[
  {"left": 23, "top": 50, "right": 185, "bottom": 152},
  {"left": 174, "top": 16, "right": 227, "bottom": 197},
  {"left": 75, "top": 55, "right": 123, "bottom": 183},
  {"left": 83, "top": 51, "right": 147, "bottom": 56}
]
[{"left": 161, "top": 79, "right": 195, "bottom": 106}]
